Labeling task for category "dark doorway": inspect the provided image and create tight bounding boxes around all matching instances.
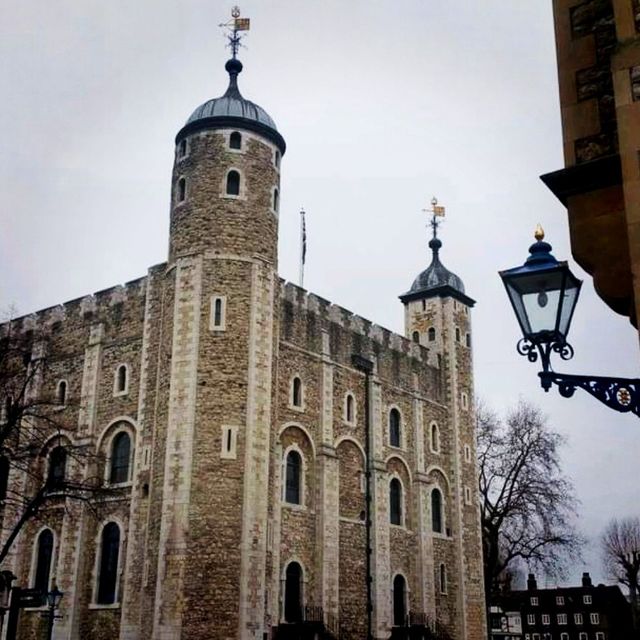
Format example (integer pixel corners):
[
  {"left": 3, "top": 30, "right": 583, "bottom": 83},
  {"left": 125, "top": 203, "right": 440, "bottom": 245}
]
[
  {"left": 393, "top": 574, "right": 406, "bottom": 626},
  {"left": 284, "top": 562, "right": 302, "bottom": 622}
]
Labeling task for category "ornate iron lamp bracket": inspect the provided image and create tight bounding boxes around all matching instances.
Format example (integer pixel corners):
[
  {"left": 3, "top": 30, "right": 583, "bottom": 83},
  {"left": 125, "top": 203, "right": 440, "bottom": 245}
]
[{"left": 517, "top": 338, "right": 640, "bottom": 417}]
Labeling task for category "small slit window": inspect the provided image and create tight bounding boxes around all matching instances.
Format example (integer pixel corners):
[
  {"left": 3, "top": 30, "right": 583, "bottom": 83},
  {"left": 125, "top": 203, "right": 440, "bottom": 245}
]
[
  {"left": 439, "top": 563, "right": 447, "bottom": 593},
  {"left": 33, "top": 529, "right": 54, "bottom": 593},
  {"left": 115, "top": 365, "right": 128, "bottom": 395},
  {"left": 428, "top": 327, "right": 436, "bottom": 342},
  {"left": 412, "top": 331, "right": 420, "bottom": 344},
  {"left": 466, "top": 333, "right": 471, "bottom": 347},
  {"left": 273, "top": 187, "right": 279, "bottom": 213},
  {"left": 464, "top": 444, "right": 471, "bottom": 462},
  {"left": 431, "top": 487, "right": 443, "bottom": 533},
  {"left": 389, "top": 408, "right": 401, "bottom": 448},
  {"left": 178, "top": 138, "right": 188, "bottom": 159},
  {"left": 229, "top": 131, "right": 242, "bottom": 150},
  {"left": 285, "top": 450, "right": 302, "bottom": 505},
  {"left": 210, "top": 296, "right": 226, "bottom": 331},
  {"left": 291, "top": 377, "right": 303, "bottom": 408},
  {"left": 177, "top": 177, "right": 186, "bottom": 203},
  {"left": 345, "top": 393, "right": 355, "bottom": 424},
  {"left": 0, "top": 456, "right": 8, "bottom": 501},
  {"left": 221, "top": 425, "right": 238, "bottom": 460},
  {"left": 430, "top": 423, "right": 440, "bottom": 453},
  {"left": 48, "top": 446, "right": 67, "bottom": 488},
  {"left": 455, "top": 327, "right": 461, "bottom": 342},
  {"left": 274, "top": 150, "right": 281, "bottom": 169},
  {"left": 226, "top": 170, "right": 240, "bottom": 196},
  {"left": 56, "top": 380, "right": 67, "bottom": 406},
  {"left": 389, "top": 478, "right": 402, "bottom": 526}
]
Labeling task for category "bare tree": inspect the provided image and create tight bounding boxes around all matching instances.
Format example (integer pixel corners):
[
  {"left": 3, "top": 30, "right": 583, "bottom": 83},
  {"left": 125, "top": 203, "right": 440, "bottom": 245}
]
[
  {"left": 0, "top": 318, "right": 110, "bottom": 568},
  {"left": 601, "top": 517, "right": 640, "bottom": 632},
  {"left": 477, "top": 400, "right": 582, "bottom": 607}
]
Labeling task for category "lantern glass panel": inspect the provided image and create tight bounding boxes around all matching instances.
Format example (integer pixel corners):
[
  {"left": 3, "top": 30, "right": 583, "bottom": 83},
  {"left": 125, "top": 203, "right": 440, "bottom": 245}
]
[{"left": 557, "top": 273, "right": 581, "bottom": 337}]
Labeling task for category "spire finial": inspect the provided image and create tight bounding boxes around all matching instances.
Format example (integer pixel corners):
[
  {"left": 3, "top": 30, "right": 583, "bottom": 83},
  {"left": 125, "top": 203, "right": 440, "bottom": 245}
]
[
  {"left": 422, "top": 196, "right": 446, "bottom": 246},
  {"left": 534, "top": 223, "right": 545, "bottom": 241},
  {"left": 219, "top": 6, "right": 250, "bottom": 60}
]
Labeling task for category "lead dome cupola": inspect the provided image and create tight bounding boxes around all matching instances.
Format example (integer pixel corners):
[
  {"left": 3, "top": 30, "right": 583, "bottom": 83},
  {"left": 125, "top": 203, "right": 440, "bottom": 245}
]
[{"left": 177, "top": 57, "right": 285, "bottom": 154}]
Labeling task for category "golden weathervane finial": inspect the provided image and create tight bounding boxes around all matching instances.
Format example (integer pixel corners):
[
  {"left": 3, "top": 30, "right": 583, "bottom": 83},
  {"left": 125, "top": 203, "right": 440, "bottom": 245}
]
[{"left": 534, "top": 223, "right": 545, "bottom": 241}]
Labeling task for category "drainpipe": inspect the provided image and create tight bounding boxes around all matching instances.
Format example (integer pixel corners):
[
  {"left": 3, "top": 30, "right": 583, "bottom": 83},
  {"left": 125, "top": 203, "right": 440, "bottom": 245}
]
[{"left": 351, "top": 354, "right": 374, "bottom": 640}]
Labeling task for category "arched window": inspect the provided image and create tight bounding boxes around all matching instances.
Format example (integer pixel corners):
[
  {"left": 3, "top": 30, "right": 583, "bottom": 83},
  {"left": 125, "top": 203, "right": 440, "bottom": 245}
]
[
  {"left": 412, "top": 331, "right": 420, "bottom": 344},
  {"left": 56, "top": 380, "right": 67, "bottom": 406},
  {"left": 431, "top": 488, "right": 443, "bottom": 533},
  {"left": 285, "top": 450, "right": 302, "bottom": 505},
  {"left": 389, "top": 408, "right": 401, "bottom": 448},
  {"left": 177, "top": 177, "right": 186, "bottom": 202},
  {"left": 439, "top": 563, "right": 447, "bottom": 593},
  {"left": 284, "top": 562, "right": 303, "bottom": 622},
  {"left": 110, "top": 432, "right": 132, "bottom": 484},
  {"left": 178, "top": 138, "right": 188, "bottom": 158},
  {"left": 273, "top": 188, "right": 279, "bottom": 213},
  {"left": 48, "top": 446, "right": 66, "bottom": 488},
  {"left": 226, "top": 170, "right": 240, "bottom": 196},
  {"left": 389, "top": 478, "right": 402, "bottom": 526},
  {"left": 291, "top": 377, "right": 302, "bottom": 408},
  {"left": 428, "top": 327, "right": 436, "bottom": 342},
  {"left": 345, "top": 393, "right": 355, "bottom": 424},
  {"left": 115, "top": 365, "right": 127, "bottom": 394},
  {"left": 0, "top": 456, "right": 8, "bottom": 501},
  {"left": 431, "top": 423, "right": 440, "bottom": 453},
  {"left": 97, "top": 522, "right": 120, "bottom": 604},
  {"left": 455, "top": 327, "right": 461, "bottom": 342},
  {"left": 229, "top": 131, "right": 242, "bottom": 150},
  {"left": 393, "top": 574, "right": 407, "bottom": 626},
  {"left": 33, "top": 529, "right": 54, "bottom": 593}
]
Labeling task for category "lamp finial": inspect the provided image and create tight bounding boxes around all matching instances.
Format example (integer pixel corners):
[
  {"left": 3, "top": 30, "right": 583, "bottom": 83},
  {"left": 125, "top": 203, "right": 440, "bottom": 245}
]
[{"left": 534, "top": 224, "right": 545, "bottom": 241}]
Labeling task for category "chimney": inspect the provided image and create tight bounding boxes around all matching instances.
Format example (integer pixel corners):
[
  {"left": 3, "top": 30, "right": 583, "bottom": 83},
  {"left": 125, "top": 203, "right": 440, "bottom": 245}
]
[
  {"left": 527, "top": 574, "right": 537, "bottom": 591},
  {"left": 582, "top": 572, "right": 592, "bottom": 587}
]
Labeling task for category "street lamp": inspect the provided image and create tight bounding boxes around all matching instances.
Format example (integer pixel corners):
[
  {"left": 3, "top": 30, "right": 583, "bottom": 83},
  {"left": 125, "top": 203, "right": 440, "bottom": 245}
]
[
  {"left": 499, "top": 226, "right": 639, "bottom": 417},
  {"left": 45, "top": 584, "right": 63, "bottom": 640}
]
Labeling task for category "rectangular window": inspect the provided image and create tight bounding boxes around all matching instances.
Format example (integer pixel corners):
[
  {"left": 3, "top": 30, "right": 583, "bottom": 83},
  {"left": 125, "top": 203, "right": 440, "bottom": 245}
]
[
  {"left": 560, "top": 634, "right": 569, "bottom": 640},
  {"left": 532, "top": 634, "right": 540, "bottom": 640},
  {"left": 579, "top": 634, "right": 587, "bottom": 640},
  {"left": 595, "top": 633, "right": 604, "bottom": 640},
  {"left": 464, "top": 444, "right": 471, "bottom": 462},
  {"left": 210, "top": 296, "right": 227, "bottom": 331},
  {"left": 575, "top": 613, "right": 583, "bottom": 625},
  {"left": 542, "top": 614, "right": 550, "bottom": 625},
  {"left": 531, "top": 597, "right": 539, "bottom": 606},
  {"left": 557, "top": 613, "right": 567, "bottom": 625},
  {"left": 220, "top": 425, "right": 238, "bottom": 460},
  {"left": 590, "top": 613, "right": 599, "bottom": 624},
  {"left": 464, "top": 486, "right": 472, "bottom": 504},
  {"left": 528, "top": 614, "right": 535, "bottom": 625},
  {"left": 584, "top": 595, "right": 592, "bottom": 605},
  {"left": 556, "top": 596, "right": 564, "bottom": 606}
]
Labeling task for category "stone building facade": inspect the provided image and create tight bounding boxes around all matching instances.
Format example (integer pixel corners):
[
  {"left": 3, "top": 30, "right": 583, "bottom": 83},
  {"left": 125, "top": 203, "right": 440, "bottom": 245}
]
[{"left": 0, "top": 49, "right": 486, "bottom": 640}]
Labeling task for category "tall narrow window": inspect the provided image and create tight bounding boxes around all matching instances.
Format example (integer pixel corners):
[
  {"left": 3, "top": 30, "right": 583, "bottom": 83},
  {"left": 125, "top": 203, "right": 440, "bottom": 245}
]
[
  {"left": 439, "top": 563, "right": 447, "bottom": 593},
  {"left": 284, "top": 562, "right": 303, "bottom": 622},
  {"left": 226, "top": 170, "right": 240, "bottom": 196},
  {"left": 466, "top": 333, "right": 471, "bottom": 347},
  {"left": 273, "top": 188, "right": 279, "bottom": 213},
  {"left": 285, "top": 450, "right": 302, "bottom": 505},
  {"left": 431, "top": 423, "right": 440, "bottom": 453},
  {"left": 291, "top": 377, "right": 302, "bottom": 408},
  {"left": 33, "top": 529, "right": 54, "bottom": 594},
  {"left": 56, "top": 380, "right": 67, "bottom": 406},
  {"left": 48, "top": 446, "right": 66, "bottom": 488},
  {"left": 389, "top": 408, "right": 401, "bottom": 447},
  {"left": 431, "top": 488, "right": 443, "bottom": 533},
  {"left": 455, "top": 327, "right": 461, "bottom": 342},
  {"left": 177, "top": 177, "right": 186, "bottom": 202},
  {"left": 0, "top": 456, "right": 8, "bottom": 501},
  {"left": 110, "top": 432, "right": 131, "bottom": 484},
  {"left": 209, "top": 296, "right": 226, "bottom": 331},
  {"left": 97, "top": 522, "right": 120, "bottom": 604},
  {"left": 274, "top": 150, "right": 281, "bottom": 169},
  {"left": 412, "top": 331, "right": 420, "bottom": 343},
  {"left": 229, "top": 131, "right": 242, "bottom": 149},
  {"left": 392, "top": 574, "right": 406, "bottom": 626},
  {"left": 389, "top": 478, "right": 402, "bottom": 526},
  {"left": 115, "top": 365, "right": 127, "bottom": 395},
  {"left": 178, "top": 138, "right": 188, "bottom": 158},
  {"left": 428, "top": 327, "right": 436, "bottom": 342},
  {"left": 345, "top": 393, "right": 355, "bottom": 424}
]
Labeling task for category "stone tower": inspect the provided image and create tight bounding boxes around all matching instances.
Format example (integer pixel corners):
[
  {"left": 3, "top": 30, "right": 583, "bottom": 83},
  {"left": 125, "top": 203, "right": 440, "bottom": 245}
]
[
  {"left": 149, "top": 51, "right": 286, "bottom": 638},
  {"left": 399, "top": 217, "right": 487, "bottom": 638}
]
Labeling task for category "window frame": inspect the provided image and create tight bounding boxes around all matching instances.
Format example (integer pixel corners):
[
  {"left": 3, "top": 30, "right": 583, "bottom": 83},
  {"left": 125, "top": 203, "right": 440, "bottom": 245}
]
[
  {"left": 56, "top": 379, "right": 68, "bottom": 407},
  {"left": 389, "top": 476, "right": 404, "bottom": 527},
  {"left": 388, "top": 407, "right": 402, "bottom": 448},
  {"left": 431, "top": 486, "right": 444, "bottom": 534},
  {"left": 113, "top": 364, "right": 129, "bottom": 397},
  {"left": 590, "top": 612, "right": 600, "bottom": 625},
  {"left": 430, "top": 422, "right": 440, "bottom": 454},
  {"left": 229, "top": 130, "right": 242, "bottom": 151},
  {"left": 439, "top": 563, "right": 447, "bottom": 594},
  {"left": 541, "top": 613, "right": 550, "bottom": 625},
  {"left": 92, "top": 520, "right": 123, "bottom": 607},
  {"left": 427, "top": 327, "right": 436, "bottom": 342},
  {"left": 343, "top": 392, "right": 356, "bottom": 426},
  {"left": 176, "top": 176, "right": 187, "bottom": 204},
  {"left": 108, "top": 430, "right": 133, "bottom": 486},
  {"left": 220, "top": 425, "right": 239, "bottom": 460},
  {"left": 283, "top": 447, "right": 304, "bottom": 508},
  {"left": 209, "top": 295, "right": 227, "bottom": 331},
  {"left": 224, "top": 168, "right": 242, "bottom": 198},
  {"left": 29, "top": 527, "right": 56, "bottom": 605},
  {"left": 289, "top": 376, "right": 304, "bottom": 411}
]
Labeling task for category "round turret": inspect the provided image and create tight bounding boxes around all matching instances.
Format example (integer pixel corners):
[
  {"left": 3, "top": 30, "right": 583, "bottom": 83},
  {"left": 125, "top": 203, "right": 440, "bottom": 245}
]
[{"left": 168, "top": 58, "right": 284, "bottom": 263}]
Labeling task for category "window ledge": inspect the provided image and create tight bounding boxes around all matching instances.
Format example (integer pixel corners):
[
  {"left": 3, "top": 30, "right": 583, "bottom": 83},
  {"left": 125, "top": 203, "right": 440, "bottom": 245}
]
[
  {"left": 220, "top": 194, "right": 247, "bottom": 201},
  {"left": 388, "top": 444, "right": 405, "bottom": 452},
  {"left": 113, "top": 391, "right": 128, "bottom": 398},
  {"left": 89, "top": 603, "right": 121, "bottom": 610},
  {"left": 288, "top": 404, "right": 305, "bottom": 413},
  {"left": 282, "top": 501, "right": 306, "bottom": 512},
  {"left": 106, "top": 481, "right": 133, "bottom": 490},
  {"left": 390, "top": 524, "right": 412, "bottom": 533},
  {"left": 342, "top": 420, "right": 356, "bottom": 428},
  {"left": 431, "top": 532, "right": 453, "bottom": 541}
]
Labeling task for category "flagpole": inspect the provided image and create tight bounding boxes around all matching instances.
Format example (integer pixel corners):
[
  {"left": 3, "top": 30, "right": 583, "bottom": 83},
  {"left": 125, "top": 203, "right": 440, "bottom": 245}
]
[{"left": 299, "top": 208, "right": 306, "bottom": 288}]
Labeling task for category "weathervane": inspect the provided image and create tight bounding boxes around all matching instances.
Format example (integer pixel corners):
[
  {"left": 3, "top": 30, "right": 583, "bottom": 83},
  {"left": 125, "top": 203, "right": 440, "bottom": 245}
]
[
  {"left": 219, "top": 6, "right": 250, "bottom": 59},
  {"left": 422, "top": 196, "right": 446, "bottom": 240}
]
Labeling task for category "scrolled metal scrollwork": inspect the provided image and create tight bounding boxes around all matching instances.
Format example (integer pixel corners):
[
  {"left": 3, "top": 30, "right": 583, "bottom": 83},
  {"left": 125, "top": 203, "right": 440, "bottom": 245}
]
[
  {"left": 517, "top": 338, "right": 538, "bottom": 364},
  {"left": 551, "top": 340, "right": 574, "bottom": 362}
]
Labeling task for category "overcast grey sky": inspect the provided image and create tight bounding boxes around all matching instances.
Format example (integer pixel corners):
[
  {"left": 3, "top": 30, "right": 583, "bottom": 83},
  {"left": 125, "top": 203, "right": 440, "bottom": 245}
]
[{"left": 1, "top": 1, "right": 639, "bottom": 588}]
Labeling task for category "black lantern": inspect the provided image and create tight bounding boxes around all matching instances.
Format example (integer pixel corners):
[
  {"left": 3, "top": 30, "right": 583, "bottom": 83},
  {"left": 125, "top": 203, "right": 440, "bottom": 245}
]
[
  {"left": 46, "top": 585, "right": 63, "bottom": 609},
  {"left": 500, "top": 227, "right": 639, "bottom": 417}
]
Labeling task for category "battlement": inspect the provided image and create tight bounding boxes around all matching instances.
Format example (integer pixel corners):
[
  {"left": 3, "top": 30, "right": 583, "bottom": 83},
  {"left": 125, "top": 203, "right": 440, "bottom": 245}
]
[{"left": 281, "top": 280, "right": 423, "bottom": 361}]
